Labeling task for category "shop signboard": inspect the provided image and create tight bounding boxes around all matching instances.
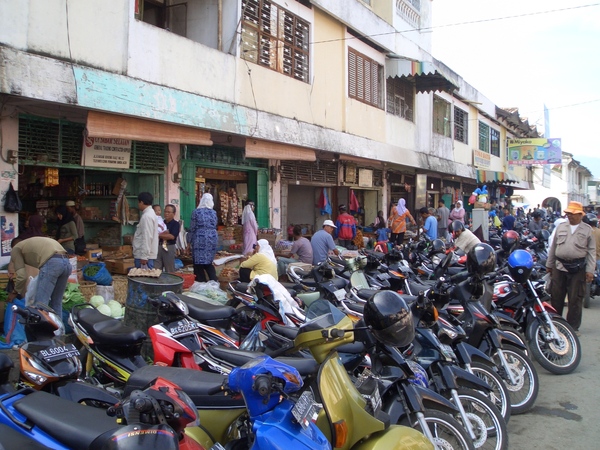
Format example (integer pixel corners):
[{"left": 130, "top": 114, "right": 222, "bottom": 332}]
[
  {"left": 81, "top": 135, "right": 132, "bottom": 169},
  {"left": 507, "top": 138, "right": 561, "bottom": 165},
  {"left": 473, "top": 150, "right": 491, "bottom": 169}
]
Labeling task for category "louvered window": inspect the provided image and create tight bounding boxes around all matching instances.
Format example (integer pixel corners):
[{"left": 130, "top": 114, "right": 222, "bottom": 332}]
[
  {"left": 490, "top": 128, "right": 500, "bottom": 157},
  {"left": 433, "top": 96, "right": 451, "bottom": 137},
  {"left": 454, "top": 107, "right": 468, "bottom": 144},
  {"left": 478, "top": 122, "right": 490, "bottom": 153},
  {"left": 386, "top": 77, "right": 414, "bottom": 121},
  {"left": 18, "top": 115, "right": 166, "bottom": 173},
  {"left": 280, "top": 160, "right": 338, "bottom": 184},
  {"left": 348, "top": 48, "right": 383, "bottom": 109},
  {"left": 241, "top": 0, "right": 310, "bottom": 83}
]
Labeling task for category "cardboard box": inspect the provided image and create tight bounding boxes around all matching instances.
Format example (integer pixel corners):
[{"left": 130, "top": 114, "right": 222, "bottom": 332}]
[
  {"left": 86, "top": 249, "right": 103, "bottom": 261},
  {"left": 86, "top": 243, "right": 100, "bottom": 250},
  {"left": 101, "top": 245, "right": 133, "bottom": 258},
  {"left": 473, "top": 202, "right": 491, "bottom": 210},
  {"left": 105, "top": 258, "right": 135, "bottom": 275},
  {"left": 257, "top": 233, "right": 282, "bottom": 247}
]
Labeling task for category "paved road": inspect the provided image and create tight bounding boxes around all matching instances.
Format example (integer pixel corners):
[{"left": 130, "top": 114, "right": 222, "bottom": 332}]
[{"left": 508, "top": 299, "right": 600, "bottom": 449}]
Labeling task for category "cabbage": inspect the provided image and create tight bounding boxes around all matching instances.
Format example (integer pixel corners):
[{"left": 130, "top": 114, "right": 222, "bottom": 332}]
[
  {"left": 90, "top": 295, "right": 105, "bottom": 308},
  {"left": 97, "top": 304, "right": 112, "bottom": 316},
  {"left": 107, "top": 300, "right": 123, "bottom": 317}
]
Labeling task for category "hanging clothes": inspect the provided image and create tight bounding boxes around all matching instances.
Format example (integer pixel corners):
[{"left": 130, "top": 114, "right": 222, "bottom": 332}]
[
  {"left": 319, "top": 187, "right": 332, "bottom": 215},
  {"left": 349, "top": 190, "right": 360, "bottom": 214}
]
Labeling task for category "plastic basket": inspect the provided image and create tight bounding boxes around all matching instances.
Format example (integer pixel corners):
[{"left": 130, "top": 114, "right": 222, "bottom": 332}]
[{"left": 79, "top": 280, "right": 97, "bottom": 302}]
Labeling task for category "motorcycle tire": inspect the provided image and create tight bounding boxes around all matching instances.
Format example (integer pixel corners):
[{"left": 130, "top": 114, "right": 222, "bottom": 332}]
[
  {"left": 499, "top": 326, "right": 530, "bottom": 356},
  {"left": 400, "top": 409, "right": 475, "bottom": 450},
  {"left": 529, "top": 318, "right": 581, "bottom": 375},
  {"left": 492, "top": 347, "right": 539, "bottom": 415},
  {"left": 455, "top": 388, "right": 509, "bottom": 450},
  {"left": 469, "top": 362, "right": 511, "bottom": 424}
]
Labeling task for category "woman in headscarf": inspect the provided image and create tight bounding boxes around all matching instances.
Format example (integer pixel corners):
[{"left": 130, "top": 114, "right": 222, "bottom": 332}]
[
  {"left": 388, "top": 199, "right": 416, "bottom": 246},
  {"left": 55, "top": 205, "right": 78, "bottom": 254},
  {"left": 239, "top": 238, "right": 278, "bottom": 282},
  {"left": 189, "top": 193, "right": 218, "bottom": 282},
  {"left": 241, "top": 200, "right": 258, "bottom": 256},
  {"left": 449, "top": 200, "right": 466, "bottom": 224}
]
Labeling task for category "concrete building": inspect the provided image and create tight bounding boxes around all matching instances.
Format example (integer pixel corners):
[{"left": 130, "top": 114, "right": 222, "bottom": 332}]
[{"left": 0, "top": 0, "right": 535, "bottom": 265}]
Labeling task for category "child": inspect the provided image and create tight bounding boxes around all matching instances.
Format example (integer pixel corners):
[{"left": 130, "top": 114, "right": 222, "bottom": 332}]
[{"left": 374, "top": 221, "right": 390, "bottom": 253}]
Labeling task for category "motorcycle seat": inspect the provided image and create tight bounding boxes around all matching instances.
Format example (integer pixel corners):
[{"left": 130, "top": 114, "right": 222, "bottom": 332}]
[
  {"left": 356, "top": 288, "right": 379, "bottom": 300},
  {"left": 271, "top": 323, "right": 298, "bottom": 340},
  {"left": 124, "top": 365, "right": 245, "bottom": 408},
  {"left": 13, "top": 390, "right": 119, "bottom": 449},
  {"left": 208, "top": 345, "right": 319, "bottom": 376},
  {"left": 0, "top": 423, "right": 52, "bottom": 450},
  {"left": 345, "top": 301, "right": 365, "bottom": 315},
  {"left": 75, "top": 307, "right": 146, "bottom": 345},
  {"left": 182, "top": 294, "right": 237, "bottom": 321}
]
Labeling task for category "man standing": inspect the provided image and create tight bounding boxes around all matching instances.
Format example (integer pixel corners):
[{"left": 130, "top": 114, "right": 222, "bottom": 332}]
[
  {"left": 155, "top": 204, "right": 180, "bottom": 273},
  {"left": 133, "top": 192, "right": 158, "bottom": 269},
  {"left": 66, "top": 200, "right": 85, "bottom": 254},
  {"left": 9, "top": 237, "right": 72, "bottom": 318},
  {"left": 277, "top": 225, "right": 313, "bottom": 277},
  {"left": 334, "top": 205, "right": 356, "bottom": 248},
  {"left": 419, "top": 207, "right": 438, "bottom": 240},
  {"left": 528, "top": 211, "right": 543, "bottom": 233},
  {"left": 502, "top": 208, "right": 516, "bottom": 231},
  {"left": 312, "top": 220, "right": 341, "bottom": 265},
  {"left": 437, "top": 200, "right": 450, "bottom": 240},
  {"left": 547, "top": 201, "right": 595, "bottom": 334}
]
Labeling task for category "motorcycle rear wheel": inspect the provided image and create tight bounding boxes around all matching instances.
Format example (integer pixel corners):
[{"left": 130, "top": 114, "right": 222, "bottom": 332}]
[
  {"left": 400, "top": 410, "right": 475, "bottom": 450},
  {"left": 492, "top": 347, "right": 538, "bottom": 415},
  {"left": 529, "top": 318, "right": 581, "bottom": 375},
  {"left": 468, "top": 362, "right": 511, "bottom": 424},
  {"left": 455, "top": 388, "right": 508, "bottom": 450}
]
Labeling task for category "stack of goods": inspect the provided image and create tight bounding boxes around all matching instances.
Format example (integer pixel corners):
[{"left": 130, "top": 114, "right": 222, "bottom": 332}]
[
  {"left": 274, "top": 240, "right": 293, "bottom": 254},
  {"left": 128, "top": 268, "right": 163, "bottom": 277},
  {"left": 257, "top": 228, "right": 282, "bottom": 247},
  {"left": 80, "top": 206, "right": 102, "bottom": 220},
  {"left": 219, "top": 191, "right": 229, "bottom": 224},
  {"left": 94, "top": 227, "right": 121, "bottom": 246},
  {"left": 226, "top": 188, "right": 239, "bottom": 226},
  {"left": 221, "top": 227, "right": 235, "bottom": 250}
]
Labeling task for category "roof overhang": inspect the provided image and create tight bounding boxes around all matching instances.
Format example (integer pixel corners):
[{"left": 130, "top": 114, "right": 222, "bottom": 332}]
[
  {"left": 386, "top": 58, "right": 458, "bottom": 94},
  {"left": 476, "top": 169, "right": 532, "bottom": 189}
]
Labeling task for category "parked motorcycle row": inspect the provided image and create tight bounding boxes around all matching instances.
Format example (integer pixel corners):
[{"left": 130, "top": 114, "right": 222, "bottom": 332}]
[{"left": 0, "top": 218, "right": 585, "bottom": 449}]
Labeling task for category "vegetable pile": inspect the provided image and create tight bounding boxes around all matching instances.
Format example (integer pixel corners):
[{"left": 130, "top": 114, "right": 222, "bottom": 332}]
[
  {"left": 62, "top": 283, "right": 87, "bottom": 312},
  {"left": 90, "top": 295, "right": 125, "bottom": 318},
  {"left": 84, "top": 265, "right": 101, "bottom": 277}
]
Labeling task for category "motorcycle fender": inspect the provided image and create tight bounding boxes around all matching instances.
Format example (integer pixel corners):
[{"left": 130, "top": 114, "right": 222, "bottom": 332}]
[
  {"left": 54, "top": 381, "right": 119, "bottom": 406},
  {"left": 496, "top": 329, "right": 528, "bottom": 351},
  {"left": 446, "top": 365, "right": 491, "bottom": 392},
  {"left": 493, "top": 310, "right": 520, "bottom": 327},
  {"left": 352, "top": 425, "right": 434, "bottom": 450},
  {"left": 455, "top": 342, "right": 494, "bottom": 366},
  {"left": 394, "top": 383, "right": 458, "bottom": 417}
]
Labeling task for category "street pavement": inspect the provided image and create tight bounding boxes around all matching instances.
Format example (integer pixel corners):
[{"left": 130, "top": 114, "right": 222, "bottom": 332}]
[{"left": 508, "top": 299, "right": 600, "bottom": 449}]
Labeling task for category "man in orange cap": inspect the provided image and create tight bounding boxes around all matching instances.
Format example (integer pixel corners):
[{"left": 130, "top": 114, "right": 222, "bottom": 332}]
[{"left": 547, "top": 201, "right": 596, "bottom": 334}]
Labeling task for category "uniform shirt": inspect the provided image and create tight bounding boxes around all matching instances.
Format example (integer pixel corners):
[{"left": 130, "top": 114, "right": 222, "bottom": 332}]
[
  {"left": 311, "top": 229, "right": 337, "bottom": 265},
  {"left": 240, "top": 253, "right": 278, "bottom": 279},
  {"left": 11, "top": 237, "right": 66, "bottom": 295},
  {"left": 133, "top": 206, "right": 158, "bottom": 260},
  {"left": 547, "top": 221, "right": 595, "bottom": 273},
  {"left": 290, "top": 237, "right": 313, "bottom": 264},
  {"left": 592, "top": 227, "right": 600, "bottom": 261}
]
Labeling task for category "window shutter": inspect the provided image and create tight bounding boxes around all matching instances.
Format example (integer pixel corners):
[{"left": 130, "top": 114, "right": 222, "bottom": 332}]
[
  {"left": 348, "top": 50, "right": 357, "bottom": 98},
  {"left": 356, "top": 53, "right": 364, "bottom": 101}
]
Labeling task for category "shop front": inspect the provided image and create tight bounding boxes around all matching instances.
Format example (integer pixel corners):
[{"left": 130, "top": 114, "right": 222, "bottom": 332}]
[{"left": 388, "top": 171, "right": 416, "bottom": 217}]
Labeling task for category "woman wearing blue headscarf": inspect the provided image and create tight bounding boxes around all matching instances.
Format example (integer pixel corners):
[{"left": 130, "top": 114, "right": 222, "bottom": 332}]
[{"left": 189, "top": 193, "right": 218, "bottom": 282}]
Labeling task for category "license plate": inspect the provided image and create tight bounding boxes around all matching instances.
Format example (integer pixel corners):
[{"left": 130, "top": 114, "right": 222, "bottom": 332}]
[
  {"left": 39, "top": 343, "right": 80, "bottom": 363},
  {"left": 333, "top": 289, "right": 346, "bottom": 301},
  {"left": 369, "top": 385, "right": 382, "bottom": 414},
  {"left": 292, "top": 391, "right": 321, "bottom": 429},
  {"left": 169, "top": 319, "right": 200, "bottom": 336}
]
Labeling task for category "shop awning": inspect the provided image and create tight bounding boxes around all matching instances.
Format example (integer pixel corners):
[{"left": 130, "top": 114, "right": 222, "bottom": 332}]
[
  {"left": 386, "top": 58, "right": 458, "bottom": 94},
  {"left": 245, "top": 138, "right": 316, "bottom": 162},
  {"left": 476, "top": 170, "right": 519, "bottom": 184},
  {"left": 86, "top": 111, "right": 213, "bottom": 145}
]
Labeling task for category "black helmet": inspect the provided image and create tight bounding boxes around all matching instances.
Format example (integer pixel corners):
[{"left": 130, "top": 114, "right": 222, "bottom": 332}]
[
  {"left": 584, "top": 213, "right": 598, "bottom": 227},
  {"left": 501, "top": 230, "right": 520, "bottom": 253},
  {"left": 363, "top": 291, "right": 414, "bottom": 347},
  {"left": 429, "top": 239, "right": 445, "bottom": 255},
  {"left": 466, "top": 243, "right": 496, "bottom": 277},
  {"left": 536, "top": 229, "right": 550, "bottom": 242},
  {"left": 513, "top": 221, "right": 524, "bottom": 233},
  {"left": 448, "top": 220, "right": 465, "bottom": 234}
]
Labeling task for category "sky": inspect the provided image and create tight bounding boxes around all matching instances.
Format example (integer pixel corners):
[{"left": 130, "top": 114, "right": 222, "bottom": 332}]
[{"left": 430, "top": 1, "right": 600, "bottom": 177}]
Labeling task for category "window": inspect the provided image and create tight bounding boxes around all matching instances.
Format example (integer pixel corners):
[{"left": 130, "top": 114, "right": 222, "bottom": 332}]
[
  {"left": 454, "top": 107, "right": 468, "bottom": 144},
  {"left": 348, "top": 48, "right": 384, "bottom": 108},
  {"left": 241, "top": 0, "right": 310, "bottom": 83},
  {"left": 136, "top": 0, "right": 187, "bottom": 37},
  {"left": 490, "top": 128, "right": 500, "bottom": 157},
  {"left": 478, "top": 121, "right": 490, "bottom": 152},
  {"left": 396, "top": 0, "right": 421, "bottom": 28},
  {"left": 433, "top": 96, "right": 451, "bottom": 137},
  {"left": 386, "top": 77, "right": 414, "bottom": 121}
]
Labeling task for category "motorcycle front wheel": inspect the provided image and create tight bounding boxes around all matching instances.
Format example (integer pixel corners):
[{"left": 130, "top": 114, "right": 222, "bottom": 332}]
[
  {"left": 492, "top": 347, "right": 538, "bottom": 414},
  {"left": 529, "top": 318, "right": 581, "bottom": 375},
  {"left": 468, "top": 362, "right": 511, "bottom": 424},
  {"left": 455, "top": 389, "right": 509, "bottom": 450},
  {"left": 400, "top": 410, "right": 475, "bottom": 450}
]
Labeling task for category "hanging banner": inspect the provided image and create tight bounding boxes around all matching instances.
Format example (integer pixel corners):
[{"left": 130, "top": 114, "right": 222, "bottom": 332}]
[
  {"left": 507, "top": 138, "right": 561, "bottom": 165},
  {"left": 1, "top": 216, "right": 15, "bottom": 256},
  {"left": 81, "top": 133, "right": 132, "bottom": 169}
]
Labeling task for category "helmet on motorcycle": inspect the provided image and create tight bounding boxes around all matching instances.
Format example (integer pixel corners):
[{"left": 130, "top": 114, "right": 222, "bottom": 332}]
[
  {"left": 507, "top": 249, "right": 534, "bottom": 283},
  {"left": 448, "top": 220, "right": 465, "bottom": 239},
  {"left": 536, "top": 229, "right": 550, "bottom": 243},
  {"left": 429, "top": 239, "right": 445, "bottom": 255},
  {"left": 513, "top": 221, "right": 524, "bottom": 233},
  {"left": 466, "top": 243, "right": 496, "bottom": 277},
  {"left": 584, "top": 213, "right": 598, "bottom": 228},
  {"left": 501, "top": 230, "right": 520, "bottom": 253},
  {"left": 363, "top": 291, "right": 414, "bottom": 347}
]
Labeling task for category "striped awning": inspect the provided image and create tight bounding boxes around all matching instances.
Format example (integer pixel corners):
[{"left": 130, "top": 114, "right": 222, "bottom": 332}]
[
  {"left": 386, "top": 58, "right": 458, "bottom": 93},
  {"left": 476, "top": 170, "right": 519, "bottom": 184}
]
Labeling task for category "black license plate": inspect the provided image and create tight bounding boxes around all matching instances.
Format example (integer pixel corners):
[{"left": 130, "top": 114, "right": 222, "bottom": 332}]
[
  {"left": 169, "top": 319, "right": 200, "bottom": 337},
  {"left": 39, "top": 343, "right": 80, "bottom": 363}
]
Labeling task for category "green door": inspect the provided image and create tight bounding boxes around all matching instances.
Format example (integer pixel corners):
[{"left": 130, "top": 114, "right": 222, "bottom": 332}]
[{"left": 248, "top": 169, "right": 269, "bottom": 228}]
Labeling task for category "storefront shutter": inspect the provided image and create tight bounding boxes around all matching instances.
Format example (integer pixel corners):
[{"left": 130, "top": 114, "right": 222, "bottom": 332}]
[
  {"left": 256, "top": 169, "right": 269, "bottom": 228},
  {"left": 180, "top": 160, "right": 198, "bottom": 226}
]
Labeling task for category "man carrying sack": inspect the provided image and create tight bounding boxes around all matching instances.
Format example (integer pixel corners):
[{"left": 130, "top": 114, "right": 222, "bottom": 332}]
[{"left": 547, "top": 201, "right": 596, "bottom": 335}]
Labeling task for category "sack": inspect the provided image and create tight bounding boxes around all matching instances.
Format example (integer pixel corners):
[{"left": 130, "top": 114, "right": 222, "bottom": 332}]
[
  {"left": 4, "top": 182, "right": 22, "bottom": 213},
  {"left": 558, "top": 257, "right": 586, "bottom": 274},
  {"left": 74, "top": 237, "right": 86, "bottom": 254},
  {"left": 82, "top": 262, "right": 113, "bottom": 286}
]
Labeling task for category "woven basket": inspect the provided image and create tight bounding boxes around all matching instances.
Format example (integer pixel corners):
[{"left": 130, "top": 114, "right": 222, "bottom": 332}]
[
  {"left": 112, "top": 275, "right": 128, "bottom": 305},
  {"left": 79, "top": 280, "right": 97, "bottom": 302}
]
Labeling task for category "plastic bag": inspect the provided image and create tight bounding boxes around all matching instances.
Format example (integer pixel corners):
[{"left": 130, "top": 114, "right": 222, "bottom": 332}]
[
  {"left": 3, "top": 182, "right": 22, "bottom": 213},
  {"left": 0, "top": 297, "right": 26, "bottom": 349},
  {"left": 25, "top": 275, "right": 38, "bottom": 306},
  {"left": 95, "top": 285, "right": 115, "bottom": 303},
  {"left": 188, "top": 280, "right": 228, "bottom": 304},
  {"left": 239, "top": 322, "right": 264, "bottom": 351},
  {"left": 493, "top": 215, "right": 502, "bottom": 228},
  {"left": 82, "top": 262, "right": 113, "bottom": 286}
]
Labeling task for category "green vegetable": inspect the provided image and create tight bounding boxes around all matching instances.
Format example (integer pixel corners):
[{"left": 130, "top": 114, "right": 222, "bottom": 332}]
[
  {"left": 107, "top": 300, "right": 123, "bottom": 317},
  {"left": 90, "top": 295, "right": 105, "bottom": 308},
  {"left": 84, "top": 265, "right": 101, "bottom": 277},
  {"left": 97, "top": 304, "right": 111, "bottom": 316},
  {"left": 62, "top": 283, "right": 86, "bottom": 312}
]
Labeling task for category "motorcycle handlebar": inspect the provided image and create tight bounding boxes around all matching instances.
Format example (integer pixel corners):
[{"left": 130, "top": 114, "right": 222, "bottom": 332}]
[
  {"left": 12, "top": 304, "right": 38, "bottom": 322},
  {"left": 253, "top": 375, "right": 271, "bottom": 397}
]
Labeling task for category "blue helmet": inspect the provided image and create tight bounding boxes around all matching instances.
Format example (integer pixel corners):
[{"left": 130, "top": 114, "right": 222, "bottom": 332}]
[{"left": 507, "top": 249, "right": 534, "bottom": 283}]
